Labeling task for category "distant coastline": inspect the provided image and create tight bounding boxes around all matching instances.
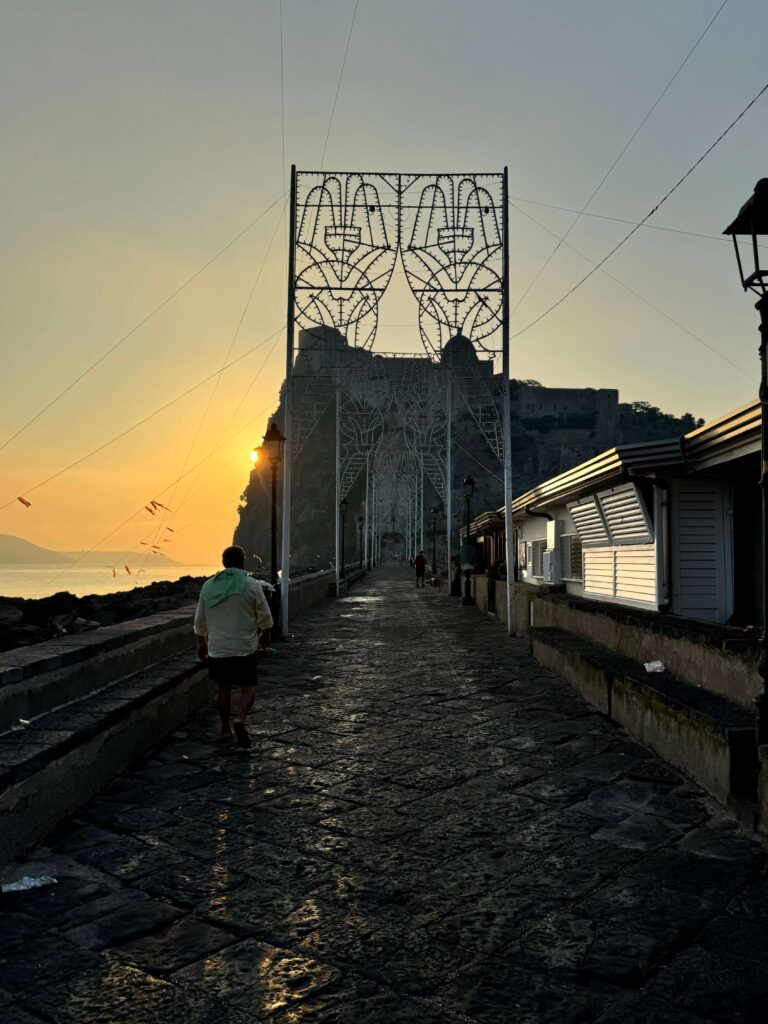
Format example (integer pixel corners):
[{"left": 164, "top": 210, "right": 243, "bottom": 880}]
[{"left": 0, "top": 533, "right": 178, "bottom": 566}]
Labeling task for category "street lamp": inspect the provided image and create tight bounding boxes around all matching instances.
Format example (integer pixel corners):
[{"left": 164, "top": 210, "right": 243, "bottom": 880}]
[
  {"left": 340, "top": 498, "right": 348, "bottom": 579},
  {"left": 430, "top": 506, "right": 439, "bottom": 575},
  {"left": 367, "top": 524, "right": 372, "bottom": 570},
  {"left": 261, "top": 424, "right": 286, "bottom": 588},
  {"left": 724, "top": 178, "right": 768, "bottom": 744},
  {"left": 358, "top": 514, "right": 364, "bottom": 570},
  {"left": 258, "top": 423, "right": 286, "bottom": 638},
  {"left": 462, "top": 474, "right": 475, "bottom": 606}
]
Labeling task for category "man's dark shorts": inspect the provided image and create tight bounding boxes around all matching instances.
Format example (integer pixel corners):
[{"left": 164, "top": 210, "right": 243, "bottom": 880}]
[{"left": 207, "top": 651, "right": 259, "bottom": 689}]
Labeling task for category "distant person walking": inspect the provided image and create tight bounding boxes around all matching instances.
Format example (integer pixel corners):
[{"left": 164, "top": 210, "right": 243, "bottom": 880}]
[
  {"left": 414, "top": 550, "right": 427, "bottom": 588},
  {"left": 194, "top": 545, "right": 273, "bottom": 748}
]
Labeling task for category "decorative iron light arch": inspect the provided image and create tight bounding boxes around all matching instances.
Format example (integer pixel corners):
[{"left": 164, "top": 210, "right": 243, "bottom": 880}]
[{"left": 281, "top": 168, "right": 512, "bottom": 633}]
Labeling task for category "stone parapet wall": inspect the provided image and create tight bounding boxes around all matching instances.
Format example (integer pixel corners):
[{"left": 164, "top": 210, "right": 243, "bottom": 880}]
[
  {"left": 0, "top": 567, "right": 353, "bottom": 866},
  {"left": 529, "top": 626, "right": 758, "bottom": 814},
  {"left": 0, "top": 571, "right": 348, "bottom": 735},
  {"left": 528, "top": 589, "right": 761, "bottom": 708},
  {"left": 513, "top": 585, "right": 760, "bottom": 709},
  {"left": 0, "top": 653, "right": 210, "bottom": 866},
  {"left": 0, "top": 607, "right": 196, "bottom": 734}
]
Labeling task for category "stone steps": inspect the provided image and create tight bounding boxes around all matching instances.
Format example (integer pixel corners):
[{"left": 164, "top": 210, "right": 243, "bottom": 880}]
[
  {"left": 530, "top": 626, "right": 758, "bottom": 810},
  {"left": 0, "top": 606, "right": 197, "bottom": 734},
  {"left": 0, "top": 648, "right": 210, "bottom": 867}
]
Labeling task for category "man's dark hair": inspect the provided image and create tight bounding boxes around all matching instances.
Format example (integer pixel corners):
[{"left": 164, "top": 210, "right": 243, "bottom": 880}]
[{"left": 222, "top": 545, "right": 246, "bottom": 568}]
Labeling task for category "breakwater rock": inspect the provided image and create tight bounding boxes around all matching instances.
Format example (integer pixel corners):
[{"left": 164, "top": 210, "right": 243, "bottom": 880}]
[{"left": 0, "top": 576, "right": 205, "bottom": 653}]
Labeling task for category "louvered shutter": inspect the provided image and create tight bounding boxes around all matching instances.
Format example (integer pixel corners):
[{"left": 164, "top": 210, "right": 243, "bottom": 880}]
[
  {"left": 567, "top": 496, "right": 610, "bottom": 547},
  {"left": 671, "top": 479, "right": 729, "bottom": 623},
  {"left": 597, "top": 484, "right": 653, "bottom": 545},
  {"left": 583, "top": 548, "right": 615, "bottom": 596}
]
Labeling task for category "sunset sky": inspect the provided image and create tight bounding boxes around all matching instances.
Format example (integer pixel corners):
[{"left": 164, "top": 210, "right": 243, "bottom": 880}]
[{"left": 1, "top": 0, "right": 767, "bottom": 565}]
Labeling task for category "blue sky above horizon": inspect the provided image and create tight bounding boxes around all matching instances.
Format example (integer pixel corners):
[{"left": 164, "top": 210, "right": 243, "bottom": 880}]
[{"left": 1, "top": 0, "right": 766, "bottom": 561}]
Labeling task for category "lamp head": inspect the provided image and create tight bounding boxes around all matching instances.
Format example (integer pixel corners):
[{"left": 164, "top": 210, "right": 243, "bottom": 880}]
[
  {"left": 462, "top": 474, "right": 475, "bottom": 499},
  {"left": 723, "top": 179, "right": 768, "bottom": 296},
  {"left": 262, "top": 422, "right": 286, "bottom": 464}
]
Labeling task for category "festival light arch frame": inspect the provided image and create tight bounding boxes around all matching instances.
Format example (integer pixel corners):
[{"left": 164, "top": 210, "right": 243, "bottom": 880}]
[{"left": 281, "top": 167, "right": 513, "bottom": 633}]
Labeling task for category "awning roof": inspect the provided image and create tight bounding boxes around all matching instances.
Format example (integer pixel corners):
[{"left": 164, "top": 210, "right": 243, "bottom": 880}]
[{"left": 467, "top": 399, "right": 760, "bottom": 531}]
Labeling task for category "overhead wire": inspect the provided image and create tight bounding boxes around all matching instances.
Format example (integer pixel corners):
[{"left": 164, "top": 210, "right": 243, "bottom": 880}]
[
  {"left": 28, "top": 395, "right": 283, "bottom": 597},
  {"left": 511, "top": 79, "right": 768, "bottom": 342},
  {"left": 163, "top": 0, "right": 366, "bottom": 541},
  {"left": 15, "top": 2, "right": 298, "bottom": 588},
  {"left": 25, "top": 0, "right": 373, "bottom": 585},
  {"left": 0, "top": 191, "right": 286, "bottom": 454},
  {"left": 455, "top": 442, "right": 504, "bottom": 484},
  {"left": 510, "top": 0, "right": 730, "bottom": 317},
  {"left": 279, "top": 0, "right": 286, "bottom": 197},
  {"left": 127, "top": 329, "right": 284, "bottom": 571},
  {"left": 319, "top": 0, "right": 359, "bottom": 170},
  {"left": 139, "top": 200, "right": 289, "bottom": 563},
  {"left": 163, "top": 327, "right": 284, "bottom": 521},
  {"left": 508, "top": 200, "right": 755, "bottom": 381},
  {"left": 1, "top": 327, "right": 283, "bottom": 515},
  {"left": 508, "top": 195, "right": 768, "bottom": 248},
  {"left": 66, "top": 6, "right": 294, "bottom": 573}
]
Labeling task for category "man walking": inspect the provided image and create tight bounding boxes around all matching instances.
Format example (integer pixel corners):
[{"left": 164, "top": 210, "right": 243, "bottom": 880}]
[
  {"left": 414, "top": 550, "right": 427, "bottom": 588},
  {"left": 194, "top": 545, "right": 273, "bottom": 748}
]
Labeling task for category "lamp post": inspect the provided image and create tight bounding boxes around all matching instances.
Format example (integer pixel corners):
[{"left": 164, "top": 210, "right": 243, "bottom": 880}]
[
  {"left": 340, "top": 498, "right": 348, "bottom": 579},
  {"left": 259, "top": 422, "right": 286, "bottom": 637},
  {"left": 430, "top": 506, "right": 439, "bottom": 575},
  {"left": 725, "top": 178, "right": 768, "bottom": 745},
  {"left": 462, "top": 474, "right": 475, "bottom": 606},
  {"left": 358, "top": 515, "right": 364, "bottom": 570},
  {"left": 367, "top": 525, "right": 372, "bottom": 570}
]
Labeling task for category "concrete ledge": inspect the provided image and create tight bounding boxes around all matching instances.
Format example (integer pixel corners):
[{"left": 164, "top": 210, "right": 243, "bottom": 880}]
[
  {"left": 519, "top": 587, "right": 761, "bottom": 708},
  {"left": 0, "top": 650, "right": 211, "bottom": 866},
  {"left": 531, "top": 627, "right": 758, "bottom": 808}
]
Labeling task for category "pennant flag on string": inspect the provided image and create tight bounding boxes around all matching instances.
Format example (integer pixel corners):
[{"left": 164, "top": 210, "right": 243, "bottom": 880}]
[
  {"left": 140, "top": 542, "right": 149, "bottom": 546},
  {"left": 165, "top": 527, "right": 175, "bottom": 533},
  {"left": 145, "top": 505, "right": 156, "bottom": 516},
  {"left": 151, "top": 501, "right": 172, "bottom": 512},
  {"left": 17, "top": 497, "right": 31, "bottom": 508},
  {"left": 111, "top": 567, "right": 116, "bottom": 578},
  {"left": 124, "top": 565, "right": 132, "bottom": 575}
]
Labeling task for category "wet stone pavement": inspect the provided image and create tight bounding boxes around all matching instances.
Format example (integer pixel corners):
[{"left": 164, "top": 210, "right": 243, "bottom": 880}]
[{"left": 2, "top": 566, "right": 768, "bottom": 1023}]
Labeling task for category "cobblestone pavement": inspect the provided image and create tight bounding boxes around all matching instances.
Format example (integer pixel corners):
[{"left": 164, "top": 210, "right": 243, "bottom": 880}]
[{"left": 2, "top": 566, "right": 768, "bottom": 1023}]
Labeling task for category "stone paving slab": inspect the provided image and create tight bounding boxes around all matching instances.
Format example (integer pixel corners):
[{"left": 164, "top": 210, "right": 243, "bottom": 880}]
[{"left": 1, "top": 566, "right": 768, "bottom": 1022}]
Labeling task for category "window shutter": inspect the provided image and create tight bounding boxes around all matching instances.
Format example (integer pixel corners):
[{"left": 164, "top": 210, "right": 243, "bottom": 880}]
[
  {"left": 567, "top": 496, "right": 610, "bottom": 547},
  {"left": 568, "top": 484, "right": 652, "bottom": 547},
  {"left": 560, "top": 534, "right": 583, "bottom": 580},
  {"left": 597, "top": 483, "right": 653, "bottom": 545},
  {"left": 671, "top": 479, "right": 728, "bottom": 623},
  {"left": 531, "top": 539, "right": 548, "bottom": 577}
]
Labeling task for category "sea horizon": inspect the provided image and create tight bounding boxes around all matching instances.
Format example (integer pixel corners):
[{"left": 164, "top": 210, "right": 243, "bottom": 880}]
[{"left": 0, "top": 563, "right": 221, "bottom": 600}]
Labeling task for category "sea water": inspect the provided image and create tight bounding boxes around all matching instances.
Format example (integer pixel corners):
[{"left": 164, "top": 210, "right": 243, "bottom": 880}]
[{"left": 0, "top": 564, "right": 221, "bottom": 600}]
